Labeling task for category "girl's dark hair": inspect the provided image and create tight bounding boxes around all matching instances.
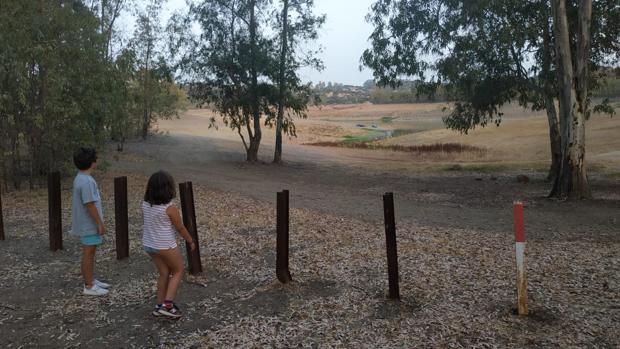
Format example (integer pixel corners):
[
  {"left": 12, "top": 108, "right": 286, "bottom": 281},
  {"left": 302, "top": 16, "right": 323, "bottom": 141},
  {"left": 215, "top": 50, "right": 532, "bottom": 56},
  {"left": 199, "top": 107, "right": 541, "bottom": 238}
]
[{"left": 144, "top": 171, "right": 176, "bottom": 206}]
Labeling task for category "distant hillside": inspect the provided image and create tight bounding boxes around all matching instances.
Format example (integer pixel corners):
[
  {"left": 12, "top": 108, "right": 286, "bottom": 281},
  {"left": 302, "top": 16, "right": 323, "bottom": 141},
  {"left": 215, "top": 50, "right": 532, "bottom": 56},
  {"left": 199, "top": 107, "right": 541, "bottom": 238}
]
[
  {"left": 315, "top": 68, "right": 620, "bottom": 105},
  {"left": 313, "top": 80, "right": 447, "bottom": 105}
]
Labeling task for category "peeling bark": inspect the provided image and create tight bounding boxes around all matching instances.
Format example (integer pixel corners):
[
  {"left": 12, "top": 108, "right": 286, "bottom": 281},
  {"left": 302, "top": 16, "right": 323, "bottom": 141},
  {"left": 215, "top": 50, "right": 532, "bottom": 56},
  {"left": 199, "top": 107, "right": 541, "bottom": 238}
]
[{"left": 550, "top": 0, "right": 591, "bottom": 199}]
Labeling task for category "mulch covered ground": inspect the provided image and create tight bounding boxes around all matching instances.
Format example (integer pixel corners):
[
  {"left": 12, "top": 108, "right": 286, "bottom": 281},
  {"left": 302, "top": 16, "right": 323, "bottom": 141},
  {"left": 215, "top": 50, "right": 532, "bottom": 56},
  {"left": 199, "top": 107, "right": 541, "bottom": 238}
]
[{"left": 0, "top": 170, "right": 618, "bottom": 348}]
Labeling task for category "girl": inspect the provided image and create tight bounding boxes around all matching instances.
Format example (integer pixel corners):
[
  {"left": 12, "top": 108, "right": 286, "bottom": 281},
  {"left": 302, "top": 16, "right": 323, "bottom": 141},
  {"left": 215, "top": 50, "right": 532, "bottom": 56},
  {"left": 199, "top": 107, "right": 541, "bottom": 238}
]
[{"left": 142, "top": 171, "right": 196, "bottom": 318}]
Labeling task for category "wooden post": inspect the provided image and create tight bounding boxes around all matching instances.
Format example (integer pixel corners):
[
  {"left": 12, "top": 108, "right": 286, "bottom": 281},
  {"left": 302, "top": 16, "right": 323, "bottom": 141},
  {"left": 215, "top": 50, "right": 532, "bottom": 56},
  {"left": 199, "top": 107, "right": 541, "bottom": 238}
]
[
  {"left": 514, "top": 201, "right": 528, "bottom": 315},
  {"left": 179, "top": 182, "right": 202, "bottom": 274},
  {"left": 114, "top": 176, "right": 129, "bottom": 260},
  {"left": 276, "top": 190, "right": 292, "bottom": 283},
  {"left": 48, "top": 172, "right": 63, "bottom": 251},
  {"left": 383, "top": 192, "right": 400, "bottom": 300},
  {"left": 284, "top": 190, "right": 290, "bottom": 278},
  {"left": 0, "top": 184, "right": 5, "bottom": 241}
]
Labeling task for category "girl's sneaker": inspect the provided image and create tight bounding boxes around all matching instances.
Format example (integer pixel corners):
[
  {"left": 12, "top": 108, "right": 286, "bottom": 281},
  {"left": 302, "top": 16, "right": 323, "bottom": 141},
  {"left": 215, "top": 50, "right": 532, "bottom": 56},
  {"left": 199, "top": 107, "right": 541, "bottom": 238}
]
[
  {"left": 158, "top": 303, "right": 182, "bottom": 318},
  {"left": 152, "top": 304, "right": 162, "bottom": 316}
]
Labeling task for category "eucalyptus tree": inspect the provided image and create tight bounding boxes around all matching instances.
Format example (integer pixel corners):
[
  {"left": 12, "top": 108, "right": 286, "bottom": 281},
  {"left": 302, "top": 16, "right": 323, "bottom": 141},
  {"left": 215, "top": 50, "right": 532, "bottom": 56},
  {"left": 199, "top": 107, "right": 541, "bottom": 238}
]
[
  {"left": 271, "top": 0, "right": 325, "bottom": 164},
  {"left": 362, "top": 0, "right": 618, "bottom": 198},
  {"left": 169, "top": 0, "right": 278, "bottom": 162},
  {"left": 132, "top": 0, "right": 166, "bottom": 139}
]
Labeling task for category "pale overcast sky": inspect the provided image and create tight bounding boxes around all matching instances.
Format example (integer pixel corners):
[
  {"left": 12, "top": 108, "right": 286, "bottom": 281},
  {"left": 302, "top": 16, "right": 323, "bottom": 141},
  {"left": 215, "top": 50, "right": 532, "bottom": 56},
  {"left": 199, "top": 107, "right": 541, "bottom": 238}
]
[
  {"left": 298, "top": 0, "right": 377, "bottom": 85},
  {"left": 162, "top": 0, "right": 377, "bottom": 86}
]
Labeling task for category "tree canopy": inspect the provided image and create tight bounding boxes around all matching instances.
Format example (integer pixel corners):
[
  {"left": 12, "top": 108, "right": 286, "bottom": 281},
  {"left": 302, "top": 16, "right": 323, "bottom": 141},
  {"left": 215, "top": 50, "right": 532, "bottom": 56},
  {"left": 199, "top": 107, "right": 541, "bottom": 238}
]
[
  {"left": 0, "top": 0, "right": 186, "bottom": 188},
  {"left": 362, "top": 0, "right": 619, "bottom": 198},
  {"left": 169, "top": 0, "right": 323, "bottom": 162}
]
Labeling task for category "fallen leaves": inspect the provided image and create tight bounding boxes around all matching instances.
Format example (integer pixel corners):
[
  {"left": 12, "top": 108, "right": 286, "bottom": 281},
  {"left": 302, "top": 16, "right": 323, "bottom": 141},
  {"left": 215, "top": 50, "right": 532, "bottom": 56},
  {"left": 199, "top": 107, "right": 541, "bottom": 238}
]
[{"left": 0, "top": 170, "right": 618, "bottom": 348}]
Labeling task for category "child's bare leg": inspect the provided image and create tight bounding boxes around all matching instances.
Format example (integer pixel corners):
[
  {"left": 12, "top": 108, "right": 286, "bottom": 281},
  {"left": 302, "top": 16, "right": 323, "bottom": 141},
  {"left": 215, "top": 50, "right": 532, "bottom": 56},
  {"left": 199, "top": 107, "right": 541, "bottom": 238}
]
[
  {"left": 159, "top": 247, "right": 185, "bottom": 301},
  {"left": 150, "top": 253, "right": 170, "bottom": 304},
  {"left": 81, "top": 246, "right": 97, "bottom": 288}
]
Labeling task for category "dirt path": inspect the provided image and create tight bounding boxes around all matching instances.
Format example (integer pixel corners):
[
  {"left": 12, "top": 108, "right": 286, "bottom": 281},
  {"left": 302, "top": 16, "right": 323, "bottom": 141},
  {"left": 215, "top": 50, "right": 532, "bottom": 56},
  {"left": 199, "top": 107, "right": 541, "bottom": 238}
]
[{"left": 116, "top": 133, "right": 620, "bottom": 242}]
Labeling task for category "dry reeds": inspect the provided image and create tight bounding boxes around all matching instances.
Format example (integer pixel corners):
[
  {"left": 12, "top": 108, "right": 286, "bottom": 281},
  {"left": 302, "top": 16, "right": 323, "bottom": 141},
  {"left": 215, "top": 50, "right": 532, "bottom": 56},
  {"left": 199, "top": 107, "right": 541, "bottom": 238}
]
[{"left": 305, "top": 141, "right": 487, "bottom": 154}]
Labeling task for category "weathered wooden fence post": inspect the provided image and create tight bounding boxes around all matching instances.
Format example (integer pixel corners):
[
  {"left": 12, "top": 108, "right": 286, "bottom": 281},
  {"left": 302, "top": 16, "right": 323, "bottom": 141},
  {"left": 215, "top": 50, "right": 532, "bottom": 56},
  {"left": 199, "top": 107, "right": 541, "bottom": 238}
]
[
  {"left": 179, "top": 182, "right": 202, "bottom": 274},
  {"left": 114, "top": 176, "right": 129, "bottom": 260},
  {"left": 48, "top": 172, "right": 63, "bottom": 251},
  {"left": 276, "top": 190, "right": 292, "bottom": 283},
  {"left": 383, "top": 192, "right": 400, "bottom": 300},
  {"left": 514, "top": 201, "right": 528, "bottom": 315},
  {"left": 0, "top": 184, "right": 5, "bottom": 241}
]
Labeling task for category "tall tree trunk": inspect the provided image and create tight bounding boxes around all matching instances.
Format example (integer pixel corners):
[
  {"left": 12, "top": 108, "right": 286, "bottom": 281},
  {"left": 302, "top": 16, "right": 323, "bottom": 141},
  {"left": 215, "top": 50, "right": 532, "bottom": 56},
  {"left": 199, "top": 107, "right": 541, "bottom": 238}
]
[
  {"left": 247, "top": 139, "right": 260, "bottom": 162},
  {"left": 542, "top": 17, "right": 561, "bottom": 182},
  {"left": 101, "top": 0, "right": 106, "bottom": 36},
  {"left": 1, "top": 151, "right": 7, "bottom": 190},
  {"left": 248, "top": 0, "right": 261, "bottom": 162},
  {"left": 550, "top": 0, "right": 591, "bottom": 199},
  {"left": 104, "top": 0, "right": 123, "bottom": 60},
  {"left": 11, "top": 136, "right": 20, "bottom": 190},
  {"left": 142, "top": 29, "right": 152, "bottom": 140},
  {"left": 570, "top": 0, "right": 592, "bottom": 197},
  {"left": 545, "top": 97, "right": 562, "bottom": 182},
  {"left": 274, "top": 0, "right": 289, "bottom": 164},
  {"left": 142, "top": 96, "right": 149, "bottom": 140}
]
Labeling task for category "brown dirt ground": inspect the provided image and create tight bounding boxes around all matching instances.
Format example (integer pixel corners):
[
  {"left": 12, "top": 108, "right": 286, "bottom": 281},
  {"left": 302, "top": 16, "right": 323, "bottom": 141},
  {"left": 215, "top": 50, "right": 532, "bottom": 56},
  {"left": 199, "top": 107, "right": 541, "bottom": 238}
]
[{"left": 0, "top": 103, "right": 619, "bottom": 348}]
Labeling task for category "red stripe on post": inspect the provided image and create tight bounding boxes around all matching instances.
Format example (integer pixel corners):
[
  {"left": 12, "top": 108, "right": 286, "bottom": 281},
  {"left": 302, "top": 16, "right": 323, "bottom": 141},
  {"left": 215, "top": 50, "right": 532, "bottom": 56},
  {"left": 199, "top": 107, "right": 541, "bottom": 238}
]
[{"left": 513, "top": 202, "right": 525, "bottom": 243}]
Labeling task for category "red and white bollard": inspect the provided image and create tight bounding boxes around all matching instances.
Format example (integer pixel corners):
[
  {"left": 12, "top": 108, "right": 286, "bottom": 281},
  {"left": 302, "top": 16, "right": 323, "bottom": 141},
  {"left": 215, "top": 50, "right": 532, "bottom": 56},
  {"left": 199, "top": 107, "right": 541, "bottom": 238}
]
[{"left": 513, "top": 201, "right": 528, "bottom": 315}]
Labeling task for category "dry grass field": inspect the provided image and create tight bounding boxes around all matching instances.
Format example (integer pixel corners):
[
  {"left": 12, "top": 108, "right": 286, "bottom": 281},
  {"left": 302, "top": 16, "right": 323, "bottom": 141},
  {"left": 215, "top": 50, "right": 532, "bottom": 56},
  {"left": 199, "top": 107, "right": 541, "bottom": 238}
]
[{"left": 156, "top": 101, "right": 620, "bottom": 174}]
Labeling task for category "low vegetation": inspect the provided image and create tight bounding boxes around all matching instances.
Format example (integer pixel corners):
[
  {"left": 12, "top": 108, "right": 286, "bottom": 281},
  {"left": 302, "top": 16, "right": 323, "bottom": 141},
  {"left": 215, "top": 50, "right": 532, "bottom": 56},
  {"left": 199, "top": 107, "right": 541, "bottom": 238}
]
[{"left": 306, "top": 141, "right": 487, "bottom": 155}]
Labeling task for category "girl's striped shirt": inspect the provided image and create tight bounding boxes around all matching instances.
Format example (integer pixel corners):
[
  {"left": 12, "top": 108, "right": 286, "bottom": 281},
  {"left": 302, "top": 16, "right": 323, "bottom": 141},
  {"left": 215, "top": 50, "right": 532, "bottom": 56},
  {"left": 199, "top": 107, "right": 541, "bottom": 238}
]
[{"left": 142, "top": 201, "right": 177, "bottom": 250}]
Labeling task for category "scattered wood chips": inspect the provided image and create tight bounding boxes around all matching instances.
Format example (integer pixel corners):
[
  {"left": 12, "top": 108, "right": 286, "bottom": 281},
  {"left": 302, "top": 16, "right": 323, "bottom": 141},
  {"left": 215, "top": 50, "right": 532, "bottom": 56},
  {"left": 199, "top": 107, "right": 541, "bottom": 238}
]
[{"left": 0, "top": 170, "right": 617, "bottom": 348}]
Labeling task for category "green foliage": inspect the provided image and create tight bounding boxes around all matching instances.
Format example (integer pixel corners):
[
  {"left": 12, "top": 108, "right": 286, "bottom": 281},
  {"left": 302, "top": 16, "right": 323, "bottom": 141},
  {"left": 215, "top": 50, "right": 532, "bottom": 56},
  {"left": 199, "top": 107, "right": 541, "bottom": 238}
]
[
  {"left": 592, "top": 98, "right": 616, "bottom": 116},
  {"left": 169, "top": 0, "right": 322, "bottom": 161},
  {"left": 370, "top": 85, "right": 447, "bottom": 104},
  {"left": 169, "top": 0, "right": 275, "bottom": 144},
  {"left": 342, "top": 129, "right": 386, "bottom": 143},
  {"left": 130, "top": 0, "right": 187, "bottom": 140},
  {"left": 0, "top": 0, "right": 187, "bottom": 187},
  {"left": 362, "top": 0, "right": 619, "bottom": 132},
  {"left": 0, "top": 1, "right": 109, "bottom": 187},
  {"left": 592, "top": 69, "right": 620, "bottom": 99}
]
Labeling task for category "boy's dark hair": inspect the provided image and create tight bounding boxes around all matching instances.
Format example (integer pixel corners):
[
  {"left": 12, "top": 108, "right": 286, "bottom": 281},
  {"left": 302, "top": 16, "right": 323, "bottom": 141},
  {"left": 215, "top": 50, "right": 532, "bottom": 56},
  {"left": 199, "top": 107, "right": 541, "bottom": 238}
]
[
  {"left": 144, "top": 171, "right": 176, "bottom": 206},
  {"left": 73, "top": 147, "right": 98, "bottom": 170}
]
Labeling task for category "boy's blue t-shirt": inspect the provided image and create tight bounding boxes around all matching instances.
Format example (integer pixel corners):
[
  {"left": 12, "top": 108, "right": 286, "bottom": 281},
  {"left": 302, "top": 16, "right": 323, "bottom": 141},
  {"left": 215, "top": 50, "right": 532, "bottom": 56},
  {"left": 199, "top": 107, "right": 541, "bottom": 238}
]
[{"left": 71, "top": 172, "right": 104, "bottom": 237}]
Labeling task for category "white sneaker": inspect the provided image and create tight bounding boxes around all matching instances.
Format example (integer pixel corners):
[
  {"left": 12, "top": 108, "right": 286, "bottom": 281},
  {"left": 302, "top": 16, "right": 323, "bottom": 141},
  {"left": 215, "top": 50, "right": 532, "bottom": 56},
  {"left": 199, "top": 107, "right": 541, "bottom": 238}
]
[
  {"left": 83, "top": 284, "right": 109, "bottom": 296},
  {"left": 94, "top": 279, "right": 111, "bottom": 289}
]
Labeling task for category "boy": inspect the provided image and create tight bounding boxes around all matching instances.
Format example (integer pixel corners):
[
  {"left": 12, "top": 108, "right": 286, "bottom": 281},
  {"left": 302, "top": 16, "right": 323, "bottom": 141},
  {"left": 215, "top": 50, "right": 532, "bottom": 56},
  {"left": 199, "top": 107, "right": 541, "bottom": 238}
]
[{"left": 71, "top": 147, "right": 111, "bottom": 296}]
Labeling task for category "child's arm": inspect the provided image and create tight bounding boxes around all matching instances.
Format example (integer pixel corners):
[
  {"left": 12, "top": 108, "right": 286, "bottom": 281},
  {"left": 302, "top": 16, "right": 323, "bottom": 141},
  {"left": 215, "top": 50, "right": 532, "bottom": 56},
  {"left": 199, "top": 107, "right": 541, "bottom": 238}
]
[
  {"left": 166, "top": 205, "right": 196, "bottom": 251},
  {"left": 85, "top": 202, "right": 105, "bottom": 235}
]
